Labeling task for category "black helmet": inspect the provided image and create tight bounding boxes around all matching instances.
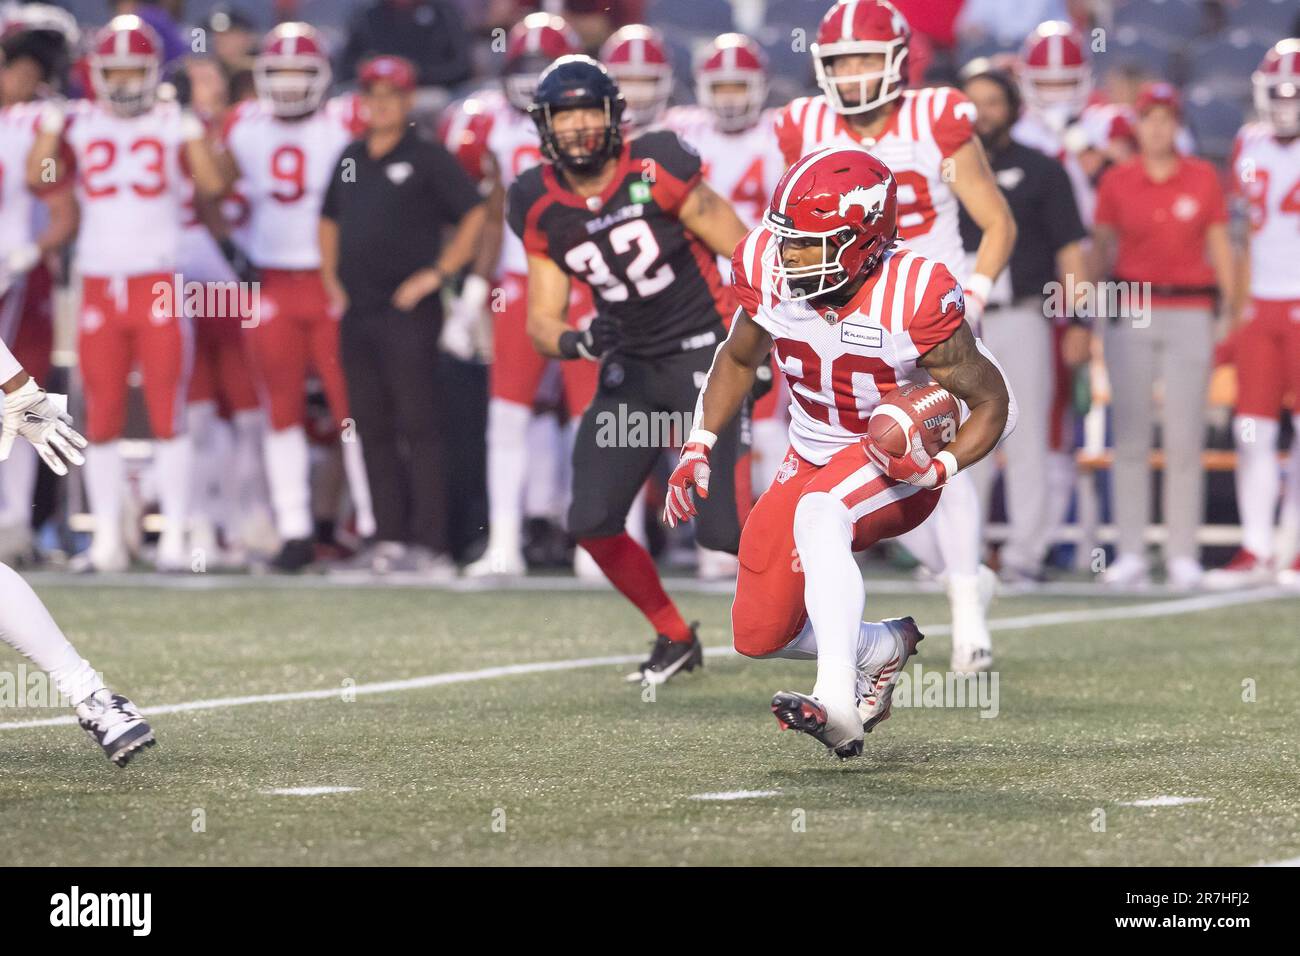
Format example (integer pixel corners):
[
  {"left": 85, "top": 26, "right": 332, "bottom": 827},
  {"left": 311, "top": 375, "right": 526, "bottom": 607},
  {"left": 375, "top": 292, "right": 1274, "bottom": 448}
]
[{"left": 529, "top": 54, "right": 626, "bottom": 174}]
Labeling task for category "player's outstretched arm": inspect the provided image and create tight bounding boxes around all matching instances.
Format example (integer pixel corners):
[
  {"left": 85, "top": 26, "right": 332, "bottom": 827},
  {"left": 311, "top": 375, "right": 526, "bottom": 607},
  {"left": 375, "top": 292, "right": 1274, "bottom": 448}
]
[
  {"left": 917, "top": 321, "right": 1011, "bottom": 472},
  {"left": 948, "top": 138, "right": 1016, "bottom": 320},
  {"left": 525, "top": 253, "right": 576, "bottom": 358},
  {"left": 677, "top": 181, "right": 750, "bottom": 260},
  {"left": 665, "top": 309, "right": 771, "bottom": 528},
  {"left": 25, "top": 101, "right": 66, "bottom": 191}
]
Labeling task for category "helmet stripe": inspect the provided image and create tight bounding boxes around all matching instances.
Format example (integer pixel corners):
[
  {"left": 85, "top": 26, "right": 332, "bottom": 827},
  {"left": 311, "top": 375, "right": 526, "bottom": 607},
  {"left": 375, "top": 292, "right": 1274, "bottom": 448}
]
[{"left": 840, "top": 0, "right": 858, "bottom": 42}]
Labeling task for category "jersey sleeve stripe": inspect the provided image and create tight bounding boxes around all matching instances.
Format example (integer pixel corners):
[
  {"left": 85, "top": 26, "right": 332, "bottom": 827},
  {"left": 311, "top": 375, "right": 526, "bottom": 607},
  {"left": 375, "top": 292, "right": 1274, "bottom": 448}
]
[{"left": 906, "top": 258, "right": 937, "bottom": 334}]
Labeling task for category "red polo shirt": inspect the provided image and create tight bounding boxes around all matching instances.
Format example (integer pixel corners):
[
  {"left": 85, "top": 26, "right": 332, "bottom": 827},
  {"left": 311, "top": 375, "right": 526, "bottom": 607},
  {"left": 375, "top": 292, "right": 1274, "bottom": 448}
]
[{"left": 1094, "top": 155, "right": 1227, "bottom": 309}]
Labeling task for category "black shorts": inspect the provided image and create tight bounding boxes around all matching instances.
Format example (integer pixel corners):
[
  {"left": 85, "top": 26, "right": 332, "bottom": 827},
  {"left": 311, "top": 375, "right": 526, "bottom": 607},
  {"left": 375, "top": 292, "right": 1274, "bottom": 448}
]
[{"left": 568, "top": 346, "right": 748, "bottom": 552}]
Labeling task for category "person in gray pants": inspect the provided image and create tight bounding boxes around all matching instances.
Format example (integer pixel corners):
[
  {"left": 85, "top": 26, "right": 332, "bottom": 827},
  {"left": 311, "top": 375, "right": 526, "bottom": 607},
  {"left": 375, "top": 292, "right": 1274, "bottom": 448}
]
[{"left": 1090, "top": 83, "right": 1237, "bottom": 589}]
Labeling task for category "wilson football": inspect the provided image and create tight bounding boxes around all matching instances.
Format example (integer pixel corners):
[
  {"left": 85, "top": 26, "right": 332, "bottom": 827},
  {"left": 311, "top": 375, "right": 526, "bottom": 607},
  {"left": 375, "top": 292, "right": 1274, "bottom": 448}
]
[{"left": 866, "top": 383, "right": 960, "bottom": 458}]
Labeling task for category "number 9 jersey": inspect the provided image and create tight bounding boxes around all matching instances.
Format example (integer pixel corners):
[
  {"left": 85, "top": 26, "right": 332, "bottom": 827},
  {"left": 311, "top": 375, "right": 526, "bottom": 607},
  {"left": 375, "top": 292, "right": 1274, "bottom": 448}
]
[
  {"left": 221, "top": 95, "right": 363, "bottom": 270},
  {"left": 506, "top": 129, "right": 732, "bottom": 358}
]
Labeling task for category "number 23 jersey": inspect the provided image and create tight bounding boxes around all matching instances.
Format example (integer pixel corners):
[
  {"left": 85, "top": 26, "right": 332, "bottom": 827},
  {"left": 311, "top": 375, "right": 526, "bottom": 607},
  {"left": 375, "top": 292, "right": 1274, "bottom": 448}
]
[{"left": 506, "top": 130, "right": 730, "bottom": 358}]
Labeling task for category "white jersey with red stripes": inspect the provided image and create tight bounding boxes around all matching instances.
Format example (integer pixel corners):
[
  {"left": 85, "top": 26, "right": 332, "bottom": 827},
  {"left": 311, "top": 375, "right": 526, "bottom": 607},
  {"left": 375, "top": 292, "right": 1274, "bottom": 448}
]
[
  {"left": 223, "top": 95, "right": 361, "bottom": 270},
  {"left": 0, "top": 103, "right": 44, "bottom": 253},
  {"left": 62, "top": 99, "right": 190, "bottom": 277},
  {"left": 775, "top": 88, "right": 976, "bottom": 282},
  {"left": 663, "top": 105, "right": 785, "bottom": 229},
  {"left": 732, "top": 224, "right": 965, "bottom": 465},
  {"left": 1231, "top": 122, "right": 1300, "bottom": 301},
  {"left": 442, "top": 89, "right": 541, "bottom": 276}
]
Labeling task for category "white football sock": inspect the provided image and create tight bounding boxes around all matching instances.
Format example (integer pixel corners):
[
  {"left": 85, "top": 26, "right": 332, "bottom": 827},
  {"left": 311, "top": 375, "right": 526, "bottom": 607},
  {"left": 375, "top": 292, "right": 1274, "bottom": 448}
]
[
  {"left": 231, "top": 409, "right": 272, "bottom": 526},
  {"left": 341, "top": 435, "right": 376, "bottom": 538},
  {"left": 1279, "top": 415, "right": 1300, "bottom": 564},
  {"left": 187, "top": 401, "right": 219, "bottom": 527},
  {"left": 84, "top": 442, "right": 125, "bottom": 556},
  {"left": 523, "top": 411, "right": 563, "bottom": 521},
  {"left": 768, "top": 618, "right": 895, "bottom": 677},
  {"left": 485, "top": 398, "right": 531, "bottom": 556},
  {"left": 155, "top": 435, "right": 192, "bottom": 543},
  {"left": 792, "top": 491, "right": 864, "bottom": 735},
  {"left": 264, "top": 426, "right": 312, "bottom": 540},
  {"left": 1234, "top": 415, "right": 1279, "bottom": 559},
  {"left": 0, "top": 562, "right": 103, "bottom": 704},
  {"left": 0, "top": 439, "right": 37, "bottom": 527}
]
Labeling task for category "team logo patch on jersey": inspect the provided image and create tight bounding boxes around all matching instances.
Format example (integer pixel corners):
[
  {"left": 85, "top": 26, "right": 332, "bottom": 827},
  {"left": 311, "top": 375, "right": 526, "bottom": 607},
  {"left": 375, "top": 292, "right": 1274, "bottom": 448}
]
[
  {"left": 385, "top": 161, "right": 414, "bottom": 185},
  {"left": 940, "top": 286, "right": 965, "bottom": 315},
  {"left": 629, "top": 181, "right": 652, "bottom": 204},
  {"left": 840, "top": 321, "right": 883, "bottom": 348},
  {"left": 775, "top": 453, "right": 799, "bottom": 485}
]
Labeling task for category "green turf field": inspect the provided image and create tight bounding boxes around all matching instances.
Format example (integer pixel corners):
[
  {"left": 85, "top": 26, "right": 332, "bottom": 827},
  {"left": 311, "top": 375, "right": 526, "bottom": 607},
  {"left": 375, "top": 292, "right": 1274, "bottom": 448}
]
[{"left": 1, "top": 582, "right": 1297, "bottom": 866}]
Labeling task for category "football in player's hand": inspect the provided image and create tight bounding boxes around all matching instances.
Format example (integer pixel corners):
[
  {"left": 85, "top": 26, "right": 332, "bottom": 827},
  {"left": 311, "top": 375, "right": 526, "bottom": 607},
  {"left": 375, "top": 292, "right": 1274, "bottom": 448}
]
[{"left": 867, "top": 383, "right": 960, "bottom": 458}]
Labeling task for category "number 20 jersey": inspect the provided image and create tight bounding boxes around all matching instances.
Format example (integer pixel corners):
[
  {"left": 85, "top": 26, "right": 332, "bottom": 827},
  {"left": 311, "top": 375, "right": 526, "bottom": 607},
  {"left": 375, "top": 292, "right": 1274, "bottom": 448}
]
[
  {"left": 222, "top": 96, "right": 362, "bottom": 270},
  {"left": 506, "top": 130, "right": 730, "bottom": 358},
  {"left": 732, "top": 225, "right": 965, "bottom": 466}
]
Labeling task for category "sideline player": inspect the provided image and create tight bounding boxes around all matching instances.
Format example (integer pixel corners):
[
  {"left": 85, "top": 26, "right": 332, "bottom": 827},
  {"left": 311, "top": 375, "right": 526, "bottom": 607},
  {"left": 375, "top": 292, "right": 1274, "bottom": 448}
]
[
  {"left": 666, "top": 147, "right": 1013, "bottom": 756},
  {"left": 0, "top": 337, "right": 154, "bottom": 766},
  {"left": 508, "top": 56, "right": 750, "bottom": 683},
  {"left": 774, "top": 0, "right": 1016, "bottom": 671}
]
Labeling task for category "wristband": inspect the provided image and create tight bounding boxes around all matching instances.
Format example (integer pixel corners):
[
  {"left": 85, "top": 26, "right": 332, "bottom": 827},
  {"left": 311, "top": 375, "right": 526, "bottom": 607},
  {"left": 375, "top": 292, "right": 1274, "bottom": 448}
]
[
  {"left": 558, "top": 330, "right": 593, "bottom": 361},
  {"left": 964, "top": 273, "right": 993, "bottom": 308},
  {"left": 684, "top": 429, "right": 717, "bottom": 451},
  {"left": 459, "top": 274, "right": 490, "bottom": 314},
  {"left": 934, "top": 450, "right": 959, "bottom": 482},
  {"left": 38, "top": 101, "right": 66, "bottom": 136}
]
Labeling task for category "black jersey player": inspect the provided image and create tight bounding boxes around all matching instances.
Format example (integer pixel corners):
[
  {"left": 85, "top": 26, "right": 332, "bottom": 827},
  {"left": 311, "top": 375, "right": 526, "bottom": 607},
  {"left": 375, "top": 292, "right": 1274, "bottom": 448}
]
[{"left": 507, "top": 56, "right": 750, "bottom": 684}]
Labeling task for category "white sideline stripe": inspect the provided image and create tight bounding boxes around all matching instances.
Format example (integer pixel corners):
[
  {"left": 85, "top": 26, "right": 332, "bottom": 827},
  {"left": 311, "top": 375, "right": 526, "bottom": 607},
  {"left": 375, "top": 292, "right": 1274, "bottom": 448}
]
[
  {"left": 1119, "top": 796, "right": 1210, "bottom": 807},
  {"left": 0, "top": 588, "right": 1289, "bottom": 732},
  {"left": 263, "top": 786, "right": 359, "bottom": 796},
  {"left": 689, "top": 790, "right": 781, "bottom": 801},
  {"left": 1258, "top": 855, "right": 1300, "bottom": 867}
]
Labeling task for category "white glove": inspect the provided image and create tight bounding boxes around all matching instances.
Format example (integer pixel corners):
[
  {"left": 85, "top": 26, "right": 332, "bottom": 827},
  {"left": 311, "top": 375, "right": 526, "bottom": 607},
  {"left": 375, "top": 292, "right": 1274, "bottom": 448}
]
[
  {"left": 180, "top": 109, "right": 205, "bottom": 142},
  {"left": 0, "top": 242, "right": 40, "bottom": 300},
  {"left": 441, "top": 274, "right": 489, "bottom": 362},
  {"left": 38, "top": 99, "right": 66, "bottom": 136},
  {"left": 0, "top": 378, "right": 88, "bottom": 476}
]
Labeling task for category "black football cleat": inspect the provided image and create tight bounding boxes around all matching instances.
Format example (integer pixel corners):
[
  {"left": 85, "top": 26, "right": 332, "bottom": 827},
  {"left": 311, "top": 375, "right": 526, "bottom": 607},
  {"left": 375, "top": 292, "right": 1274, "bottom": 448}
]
[
  {"left": 76, "top": 690, "right": 156, "bottom": 767},
  {"left": 269, "top": 537, "right": 315, "bottom": 573},
  {"left": 771, "top": 690, "right": 863, "bottom": 759},
  {"left": 625, "top": 624, "right": 704, "bottom": 685}
]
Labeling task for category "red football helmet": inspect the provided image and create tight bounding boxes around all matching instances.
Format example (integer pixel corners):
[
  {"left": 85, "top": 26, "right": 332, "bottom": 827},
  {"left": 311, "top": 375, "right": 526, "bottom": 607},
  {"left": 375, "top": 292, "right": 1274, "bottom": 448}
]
[
  {"left": 695, "top": 33, "right": 767, "bottom": 132},
  {"left": 762, "top": 146, "right": 898, "bottom": 301},
  {"left": 255, "top": 22, "right": 331, "bottom": 118},
  {"left": 503, "top": 12, "right": 580, "bottom": 112},
  {"left": 89, "top": 15, "right": 161, "bottom": 117},
  {"left": 811, "top": 0, "right": 911, "bottom": 116},
  {"left": 1019, "top": 21, "right": 1091, "bottom": 129},
  {"left": 1254, "top": 38, "right": 1300, "bottom": 137},
  {"left": 600, "top": 24, "right": 672, "bottom": 129}
]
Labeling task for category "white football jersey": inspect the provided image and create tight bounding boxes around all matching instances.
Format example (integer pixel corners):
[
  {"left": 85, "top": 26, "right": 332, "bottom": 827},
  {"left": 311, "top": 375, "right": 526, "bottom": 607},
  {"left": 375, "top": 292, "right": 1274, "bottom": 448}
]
[
  {"left": 663, "top": 105, "right": 785, "bottom": 229},
  {"left": 443, "top": 89, "right": 540, "bottom": 276},
  {"left": 0, "top": 103, "right": 43, "bottom": 253},
  {"left": 1232, "top": 122, "right": 1300, "bottom": 300},
  {"left": 223, "top": 96, "right": 361, "bottom": 270},
  {"left": 732, "top": 225, "right": 966, "bottom": 465},
  {"left": 776, "top": 89, "right": 977, "bottom": 282},
  {"left": 1012, "top": 109, "right": 1097, "bottom": 226},
  {"left": 62, "top": 99, "right": 189, "bottom": 276}
]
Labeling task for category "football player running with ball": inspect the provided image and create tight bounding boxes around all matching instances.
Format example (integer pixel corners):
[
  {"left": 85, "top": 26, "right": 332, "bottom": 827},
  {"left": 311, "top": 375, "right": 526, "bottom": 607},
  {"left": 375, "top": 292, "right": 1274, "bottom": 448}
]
[
  {"left": 666, "top": 147, "right": 1014, "bottom": 757},
  {"left": 508, "top": 56, "right": 750, "bottom": 683},
  {"left": 0, "top": 338, "right": 155, "bottom": 767}
]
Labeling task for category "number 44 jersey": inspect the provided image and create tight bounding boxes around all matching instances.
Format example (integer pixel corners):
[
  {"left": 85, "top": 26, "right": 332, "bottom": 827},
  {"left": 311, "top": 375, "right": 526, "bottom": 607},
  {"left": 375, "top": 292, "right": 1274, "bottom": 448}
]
[{"left": 506, "top": 130, "right": 731, "bottom": 358}]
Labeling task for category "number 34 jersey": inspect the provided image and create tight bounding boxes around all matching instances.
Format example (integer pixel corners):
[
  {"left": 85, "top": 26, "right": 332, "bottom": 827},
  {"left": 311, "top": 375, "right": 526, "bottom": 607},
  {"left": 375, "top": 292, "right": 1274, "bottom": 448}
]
[
  {"left": 222, "top": 96, "right": 363, "bottom": 270},
  {"left": 506, "top": 130, "right": 731, "bottom": 358},
  {"left": 732, "top": 225, "right": 966, "bottom": 466}
]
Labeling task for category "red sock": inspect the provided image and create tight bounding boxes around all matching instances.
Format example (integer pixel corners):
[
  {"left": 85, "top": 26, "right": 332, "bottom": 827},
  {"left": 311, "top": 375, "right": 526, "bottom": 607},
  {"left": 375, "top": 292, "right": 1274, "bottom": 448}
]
[{"left": 578, "top": 533, "right": 692, "bottom": 642}]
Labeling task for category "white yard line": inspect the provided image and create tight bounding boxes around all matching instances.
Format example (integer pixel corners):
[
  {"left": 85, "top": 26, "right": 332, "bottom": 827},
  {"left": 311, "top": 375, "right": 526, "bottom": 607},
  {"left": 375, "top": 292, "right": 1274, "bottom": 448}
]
[
  {"left": 1119, "top": 796, "right": 1210, "bottom": 807},
  {"left": 262, "top": 787, "right": 359, "bottom": 796},
  {"left": 1257, "top": 855, "right": 1300, "bottom": 867},
  {"left": 688, "top": 790, "right": 781, "bottom": 801},
  {"left": 0, "top": 587, "right": 1291, "bottom": 733}
]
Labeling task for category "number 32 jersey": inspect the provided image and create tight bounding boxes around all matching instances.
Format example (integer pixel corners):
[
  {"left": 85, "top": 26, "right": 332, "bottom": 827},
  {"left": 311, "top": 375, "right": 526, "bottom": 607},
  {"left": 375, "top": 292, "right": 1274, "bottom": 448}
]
[
  {"left": 223, "top": 96, "right": 363, "bottom": 270},
  {"left": 775, "top": 88, "right": 976, "bottom": 281},
  {"left": 732, "top": 225, "right": 965, "bottom": 466},
  {"left": 506, "top": 130, "right": 730, "bottom": 358}
]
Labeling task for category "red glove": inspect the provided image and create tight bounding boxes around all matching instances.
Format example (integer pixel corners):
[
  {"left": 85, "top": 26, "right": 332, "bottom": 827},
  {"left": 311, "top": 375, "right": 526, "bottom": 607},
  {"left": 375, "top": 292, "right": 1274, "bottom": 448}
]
[
  {"left": 863, "top": 430, "right": 959, "bottom": 489},
  {"left": 664, "top": 431, "right": 716, "bottom": 528}
]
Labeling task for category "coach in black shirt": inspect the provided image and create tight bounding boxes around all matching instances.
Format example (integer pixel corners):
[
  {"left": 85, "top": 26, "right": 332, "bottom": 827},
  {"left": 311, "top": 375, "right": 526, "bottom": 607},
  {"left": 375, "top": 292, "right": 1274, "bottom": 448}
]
[
  {"left": 957, "top": 62, "right": 1092, "bottom": 582},
  {"left": 320, "top": 55, "right": 485, "bottom": 577}
]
